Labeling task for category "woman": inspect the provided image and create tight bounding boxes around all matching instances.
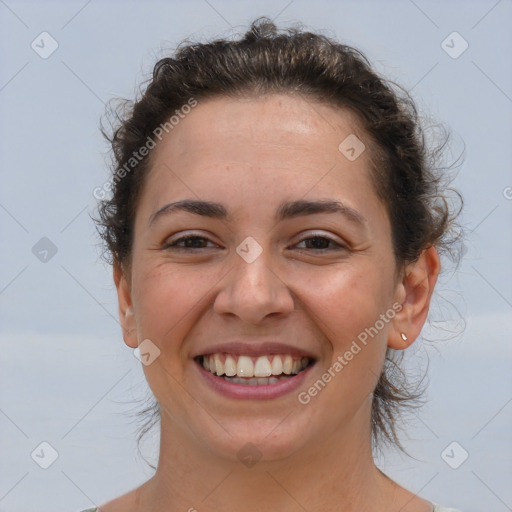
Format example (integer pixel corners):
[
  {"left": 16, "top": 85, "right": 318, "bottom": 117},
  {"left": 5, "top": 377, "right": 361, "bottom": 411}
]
[{"left": 85, "top": 17, "right": 463, "bottom": 512}]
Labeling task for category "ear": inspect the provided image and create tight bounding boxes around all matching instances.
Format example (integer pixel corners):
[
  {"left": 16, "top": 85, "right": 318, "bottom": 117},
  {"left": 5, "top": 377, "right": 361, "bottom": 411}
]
[
  {"left": 388, "top": 245, "right": 441, "bottom": 349},
  {"left": 113, "top": 264, "right": 138, "bottom": 348}
]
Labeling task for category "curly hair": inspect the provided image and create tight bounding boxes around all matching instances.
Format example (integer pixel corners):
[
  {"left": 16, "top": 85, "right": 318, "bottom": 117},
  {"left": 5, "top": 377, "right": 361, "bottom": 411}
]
[{"left": 96, "top": 17, "right": 464, "bottom": 459}]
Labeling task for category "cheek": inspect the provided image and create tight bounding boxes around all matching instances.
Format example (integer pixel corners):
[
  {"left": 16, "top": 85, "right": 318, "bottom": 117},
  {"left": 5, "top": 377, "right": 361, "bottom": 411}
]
[
  {"left": 131, "top": 262, "right": 221, "bottom": 345},
  {"left": 294, "top": 266, "right": 393, "bottom": 415},
  {"left": 294, "top": 262, "right": 394, "bottom": 344},
  {"left": 131, "top": 264, "right": 219, "bottom": 398}
]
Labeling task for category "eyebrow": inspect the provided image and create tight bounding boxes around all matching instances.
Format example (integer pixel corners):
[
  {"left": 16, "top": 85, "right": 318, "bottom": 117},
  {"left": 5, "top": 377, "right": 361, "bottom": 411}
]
[{"left": 148, "top": 198, "right": 367, "bottom": 227}]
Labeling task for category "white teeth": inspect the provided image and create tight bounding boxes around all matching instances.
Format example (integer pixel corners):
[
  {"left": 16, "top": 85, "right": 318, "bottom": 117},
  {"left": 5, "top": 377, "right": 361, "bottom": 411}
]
[
  {"left": 237, "top": 355, "right": 254, "bottom": 377},
  {"left": 271, "top": 356, "right": 283, "bottom": 375},
  {"left": 254, "top": 356, "right": 272, "bottom": 377},
  {"left": 214, "top": 354, "right": 224, "bottom": 376},
  {"left": 283, "top": 355, "right": 293, "bottom": 375},
  {"left": 201, "top": 353, "right": 311, "bottom": 379},
  {"left": 292, "top": 359, "right": 301, "bottom": 374},
  {"left": 223, "top": 375, "right": 287, "bottom": 385},
  {"left": 224, "top": 355, "right": 237, "bottom": 376}
]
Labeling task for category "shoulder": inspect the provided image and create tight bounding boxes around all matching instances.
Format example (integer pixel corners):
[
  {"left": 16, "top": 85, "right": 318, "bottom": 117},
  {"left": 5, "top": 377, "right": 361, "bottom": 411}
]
[{"left": 81, "top": 486, "right": 142, "bottom": 512}]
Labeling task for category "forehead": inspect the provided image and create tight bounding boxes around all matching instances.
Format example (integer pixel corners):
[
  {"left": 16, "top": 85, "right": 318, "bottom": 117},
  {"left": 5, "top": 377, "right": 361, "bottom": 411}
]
[
  {"left": 147, "top": 93, "right": 371, "bottom": 184},
  {"left": 137, "top": 93, "right": 383, "bottom": 227},
  {"left": 156, "top": 93, "right": 365, "bottom": 159}
]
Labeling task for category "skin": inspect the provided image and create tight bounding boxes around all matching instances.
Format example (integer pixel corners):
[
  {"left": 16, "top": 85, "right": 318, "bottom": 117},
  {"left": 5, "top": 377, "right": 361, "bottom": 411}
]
[{"left": 104, "top": 93, "right": 440, "bottom": 512}]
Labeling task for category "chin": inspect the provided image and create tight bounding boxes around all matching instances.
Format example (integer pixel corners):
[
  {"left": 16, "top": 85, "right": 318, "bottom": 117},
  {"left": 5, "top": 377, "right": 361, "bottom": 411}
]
[{"left": 199, "top": 416, "right": 315, "bottom": 465}]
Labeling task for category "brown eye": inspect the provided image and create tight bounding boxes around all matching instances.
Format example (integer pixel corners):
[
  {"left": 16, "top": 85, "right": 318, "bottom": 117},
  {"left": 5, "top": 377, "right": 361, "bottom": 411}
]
[
  {"left": 165, "top": 235, "right": 217, "bottom": 250},
  {"left": 295, "top": 235, "right": 346, "bottom": 251}
]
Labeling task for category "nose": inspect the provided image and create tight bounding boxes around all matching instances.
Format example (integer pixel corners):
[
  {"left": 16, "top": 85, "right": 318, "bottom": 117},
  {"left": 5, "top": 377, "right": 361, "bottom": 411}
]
[{"left": 213, "top": 244, "right": 296, "bottom": 324}]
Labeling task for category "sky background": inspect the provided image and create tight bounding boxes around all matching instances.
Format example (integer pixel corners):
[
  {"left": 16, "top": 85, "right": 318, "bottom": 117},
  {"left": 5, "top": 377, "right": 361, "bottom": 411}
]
[{"left": 0, "top": 1, "right": 511, "bottom": 511}]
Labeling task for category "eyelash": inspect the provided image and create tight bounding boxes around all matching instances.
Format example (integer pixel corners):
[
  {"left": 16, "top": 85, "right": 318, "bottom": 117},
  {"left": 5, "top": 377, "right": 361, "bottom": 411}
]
[{"left": 164, "top": 234, "right": 346, "bottom": 252}]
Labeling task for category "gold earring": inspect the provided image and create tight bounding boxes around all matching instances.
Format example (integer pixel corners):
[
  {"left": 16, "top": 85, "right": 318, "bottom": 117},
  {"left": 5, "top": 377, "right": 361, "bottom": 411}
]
[{"left": 400, "top": 332, "right": 408, "bottom": 341}]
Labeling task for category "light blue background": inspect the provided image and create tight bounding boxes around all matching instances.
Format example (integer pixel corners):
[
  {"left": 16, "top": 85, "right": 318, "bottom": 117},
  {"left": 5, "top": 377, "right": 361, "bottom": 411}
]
[{"left": 1, "top": 1, "right": 511, "bottom": 511}]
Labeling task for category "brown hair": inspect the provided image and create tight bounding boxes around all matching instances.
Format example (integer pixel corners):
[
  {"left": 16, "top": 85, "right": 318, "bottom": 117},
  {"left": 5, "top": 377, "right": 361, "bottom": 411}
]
[{"left": 96, "top": 17, "right": 463, "bottom": 458}]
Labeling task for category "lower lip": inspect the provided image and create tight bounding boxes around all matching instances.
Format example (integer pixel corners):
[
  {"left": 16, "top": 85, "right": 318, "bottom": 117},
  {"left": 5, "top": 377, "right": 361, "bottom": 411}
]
[{"left": 195, "top": 360, "right": 315, "bottom": 400}]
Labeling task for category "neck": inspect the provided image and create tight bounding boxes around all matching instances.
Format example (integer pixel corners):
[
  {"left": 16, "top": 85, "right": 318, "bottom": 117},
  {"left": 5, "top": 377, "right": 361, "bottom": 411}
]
[{"left": 136, "top": 406, "right": 403, "bottom": 511}]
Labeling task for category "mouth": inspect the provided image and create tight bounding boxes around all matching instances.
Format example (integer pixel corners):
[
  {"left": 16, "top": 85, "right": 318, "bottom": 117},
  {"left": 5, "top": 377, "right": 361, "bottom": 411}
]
[
  {"left": 196, "top": 353, "right": 313, "bottom": 383},
  {"left": 193, "top": 353, "right": 316, "bottom": 399}
]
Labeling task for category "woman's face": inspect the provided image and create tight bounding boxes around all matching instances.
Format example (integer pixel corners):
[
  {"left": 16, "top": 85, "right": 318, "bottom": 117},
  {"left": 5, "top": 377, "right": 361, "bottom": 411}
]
[{"left": 116, "top": 93, "right": 409, "bottom": 462}]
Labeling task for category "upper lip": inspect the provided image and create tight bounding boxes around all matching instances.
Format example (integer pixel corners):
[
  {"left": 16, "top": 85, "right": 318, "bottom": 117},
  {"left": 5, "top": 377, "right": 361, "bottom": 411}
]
[{"left": 191, "top": 341, "right": 318, "bottom": 360}]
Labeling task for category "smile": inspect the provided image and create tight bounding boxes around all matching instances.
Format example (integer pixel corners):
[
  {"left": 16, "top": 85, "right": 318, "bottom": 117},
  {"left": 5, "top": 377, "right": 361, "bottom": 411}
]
[{"left": 194, "top": 353, "right": 316, "bottom": 399}]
